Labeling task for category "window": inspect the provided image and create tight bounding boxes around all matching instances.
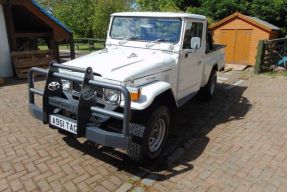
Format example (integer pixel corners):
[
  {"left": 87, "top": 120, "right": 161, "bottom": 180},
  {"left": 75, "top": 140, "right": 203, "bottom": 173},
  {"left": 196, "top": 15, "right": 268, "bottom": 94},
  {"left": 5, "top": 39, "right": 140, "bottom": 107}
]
[
  {"left": 183, "top": 22, "right": 203, "bottom": 49},
  {"left": 110, "top": 16, "right": 182, "bottom": 43}
]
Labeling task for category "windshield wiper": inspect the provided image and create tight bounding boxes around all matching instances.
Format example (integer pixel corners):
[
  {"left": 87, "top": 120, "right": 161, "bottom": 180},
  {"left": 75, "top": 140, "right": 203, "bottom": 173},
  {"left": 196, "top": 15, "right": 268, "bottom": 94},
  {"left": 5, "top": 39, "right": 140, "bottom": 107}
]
[
  {"left": 119, "top": 36, "right": 140, "bottom": 45},
  {"left": 146, "top": 39, "right": 167, "bottom": 48}
]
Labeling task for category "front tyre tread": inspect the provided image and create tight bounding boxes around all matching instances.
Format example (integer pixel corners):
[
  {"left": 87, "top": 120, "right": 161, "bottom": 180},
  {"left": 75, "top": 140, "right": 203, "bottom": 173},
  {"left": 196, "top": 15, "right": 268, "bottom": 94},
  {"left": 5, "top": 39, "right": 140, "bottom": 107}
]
[
  {"left": 127, "top": 124, "right": 145, "bottom": 162},
  {"left": 127, "top": 106, "right": 170, "bottom": 164}
]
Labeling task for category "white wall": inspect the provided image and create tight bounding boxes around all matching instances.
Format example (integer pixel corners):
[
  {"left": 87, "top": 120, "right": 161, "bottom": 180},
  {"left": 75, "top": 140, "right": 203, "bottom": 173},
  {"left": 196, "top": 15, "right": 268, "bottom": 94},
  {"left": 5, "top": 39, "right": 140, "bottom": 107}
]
[{"left": 0, "top": 4, "right": 12, "bottom": 77}]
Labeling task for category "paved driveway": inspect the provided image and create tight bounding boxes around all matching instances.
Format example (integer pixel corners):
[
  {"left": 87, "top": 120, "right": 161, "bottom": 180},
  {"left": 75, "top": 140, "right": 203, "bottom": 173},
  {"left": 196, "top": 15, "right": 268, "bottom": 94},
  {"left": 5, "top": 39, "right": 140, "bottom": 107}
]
[{"left": 0, "top": 73, "right": 287, "bottom": 192}]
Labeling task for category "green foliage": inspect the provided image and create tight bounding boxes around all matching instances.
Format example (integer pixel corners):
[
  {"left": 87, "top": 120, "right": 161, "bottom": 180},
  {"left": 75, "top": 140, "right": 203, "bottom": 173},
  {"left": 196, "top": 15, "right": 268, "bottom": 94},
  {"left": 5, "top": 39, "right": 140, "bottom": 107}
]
[
  {"left": 93, "top": 0, "right": 130, "bottom": 38},
  {"left": 136, "top": 0, "right": 183, "bottom": 11},
  {"left": 53, "top": 0, "right": 95, "bottom": 37},
  {"left": 36, "top": 0, "right": 130, "bottom": 38},
  {"left": 248, "top": 0, "right": 287, "bottom": 34},
  {"left": 138, "top": 0, "right": 287, "bottom": 36},
  {"left": 36, "top": 0, "right": 287, "bottom": 37}
]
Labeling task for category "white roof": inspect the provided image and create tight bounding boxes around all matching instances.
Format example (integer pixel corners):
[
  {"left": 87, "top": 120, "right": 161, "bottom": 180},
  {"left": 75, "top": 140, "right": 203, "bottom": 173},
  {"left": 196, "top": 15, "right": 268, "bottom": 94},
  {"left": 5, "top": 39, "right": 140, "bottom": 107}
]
[{"left": 112, "top": 12, "right": 206, "bottom": 20}]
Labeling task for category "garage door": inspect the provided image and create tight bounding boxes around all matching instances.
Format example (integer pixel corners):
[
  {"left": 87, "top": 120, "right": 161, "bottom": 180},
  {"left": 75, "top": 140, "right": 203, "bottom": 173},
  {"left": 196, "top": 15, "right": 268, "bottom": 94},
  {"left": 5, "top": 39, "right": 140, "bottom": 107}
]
[{"left": 220, "top": 29, "right": 252, "bottom": 64}]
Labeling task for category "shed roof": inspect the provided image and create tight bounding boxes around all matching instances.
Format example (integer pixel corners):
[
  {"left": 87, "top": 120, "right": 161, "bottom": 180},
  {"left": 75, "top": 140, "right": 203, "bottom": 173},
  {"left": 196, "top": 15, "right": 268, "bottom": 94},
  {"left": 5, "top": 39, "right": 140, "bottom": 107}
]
[
  {"left": 1, "top": 0, "right": 71, "bottom": 34},
  {"left": 31, "top": 0, "right": 71, "bottom": 33},
  {"left": 245, "top": 16, "right": 280, "bottom": 30},
  {"left": 209, "top": 12, "right": 280, "bottom": 32}
]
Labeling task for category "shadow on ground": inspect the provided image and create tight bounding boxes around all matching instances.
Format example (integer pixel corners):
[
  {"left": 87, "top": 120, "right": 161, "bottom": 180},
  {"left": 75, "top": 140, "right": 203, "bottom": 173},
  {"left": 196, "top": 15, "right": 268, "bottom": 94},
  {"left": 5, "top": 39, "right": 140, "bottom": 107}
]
[
  {"left": 0, "top": 76, "right": 46, "bottom": 88},
  {"left": 62, "top": 82, "right": 252, "bottom": 181}
]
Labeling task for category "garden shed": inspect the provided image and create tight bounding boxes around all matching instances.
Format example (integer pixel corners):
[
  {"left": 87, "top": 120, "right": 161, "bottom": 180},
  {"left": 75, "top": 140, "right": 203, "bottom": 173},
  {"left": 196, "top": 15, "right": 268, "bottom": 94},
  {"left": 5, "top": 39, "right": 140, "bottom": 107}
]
[
  {"left": 209, "top": 12, "right": 280, "bottom": 66},
  {"left": 0, "top": 0, "right": 74, "bottom": 78}
]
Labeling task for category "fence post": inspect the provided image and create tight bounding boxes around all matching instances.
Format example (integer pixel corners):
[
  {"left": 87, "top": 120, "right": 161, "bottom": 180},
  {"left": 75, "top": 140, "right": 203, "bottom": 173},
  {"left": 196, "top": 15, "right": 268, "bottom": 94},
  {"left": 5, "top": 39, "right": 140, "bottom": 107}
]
[{"left": 254, "top": 40, "right": 265, "bottom": 74}]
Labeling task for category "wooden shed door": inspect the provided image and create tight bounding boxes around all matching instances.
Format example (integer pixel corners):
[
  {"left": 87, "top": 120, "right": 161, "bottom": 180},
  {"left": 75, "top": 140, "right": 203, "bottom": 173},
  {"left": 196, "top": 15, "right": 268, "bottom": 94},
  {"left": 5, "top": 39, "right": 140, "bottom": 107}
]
[
  {"left": 220, "top": 29, "right": 252, "bottom": 64},
  {"left": 234, "top": 30, "right": 252, "bottom": 64},
  {"left": 220, "top": 30, "right": 236, "bottom": 64}
]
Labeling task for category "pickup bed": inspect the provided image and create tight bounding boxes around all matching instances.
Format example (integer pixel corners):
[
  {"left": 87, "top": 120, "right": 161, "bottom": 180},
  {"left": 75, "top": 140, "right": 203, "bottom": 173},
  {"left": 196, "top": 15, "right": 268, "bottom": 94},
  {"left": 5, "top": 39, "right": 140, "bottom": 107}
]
[{"left": 28, "top": 12, "right": 224, "bottom": 164}]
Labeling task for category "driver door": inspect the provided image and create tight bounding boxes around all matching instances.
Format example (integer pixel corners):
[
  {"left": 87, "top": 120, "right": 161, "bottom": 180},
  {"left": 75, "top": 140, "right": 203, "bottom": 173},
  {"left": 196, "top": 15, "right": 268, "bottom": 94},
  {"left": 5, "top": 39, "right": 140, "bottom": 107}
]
[{"left": 177, "top": 21, "right": 204, "bottom": 100}]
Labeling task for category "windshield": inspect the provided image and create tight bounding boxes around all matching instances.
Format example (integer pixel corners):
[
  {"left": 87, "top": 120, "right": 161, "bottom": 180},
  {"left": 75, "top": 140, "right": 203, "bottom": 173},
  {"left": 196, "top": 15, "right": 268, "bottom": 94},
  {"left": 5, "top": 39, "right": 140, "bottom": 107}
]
[{"left": 110, "top": 16, "right": 182, "bottom": 43}]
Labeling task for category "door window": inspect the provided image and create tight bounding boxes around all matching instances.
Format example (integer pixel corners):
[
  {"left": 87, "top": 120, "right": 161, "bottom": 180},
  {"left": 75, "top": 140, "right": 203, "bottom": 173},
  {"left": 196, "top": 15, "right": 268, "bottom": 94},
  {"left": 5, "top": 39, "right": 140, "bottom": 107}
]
[{"left": 183, "top": 22, "right": 203, "bottom": 49}]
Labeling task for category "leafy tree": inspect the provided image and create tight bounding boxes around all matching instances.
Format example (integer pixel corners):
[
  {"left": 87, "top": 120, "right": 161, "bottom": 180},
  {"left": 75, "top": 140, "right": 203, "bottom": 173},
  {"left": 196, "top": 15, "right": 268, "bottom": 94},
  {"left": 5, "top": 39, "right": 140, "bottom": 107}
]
[
  {"left": 36, "top": 0, "right": 94, "bottom": 37},
  {"left": 54, "top": 0, "right": 95, "bottom": 37},
  {"left": 136, "top": 0, "right": 182, "bottom": 11},
  {"left": 137, "top": 0, "right": 287, "bottom": 35},
  {"left": 248, "top": 0, "right": 287, "bottom": 34},
  {"left": 36, "top": 0, "right": 131, "bottom": 38},
  {"left": 92, "top": 0, "right": 130, "bottom": 38},
  {"left": 37, "top": 0, "right": 287, "bottom": 36}
]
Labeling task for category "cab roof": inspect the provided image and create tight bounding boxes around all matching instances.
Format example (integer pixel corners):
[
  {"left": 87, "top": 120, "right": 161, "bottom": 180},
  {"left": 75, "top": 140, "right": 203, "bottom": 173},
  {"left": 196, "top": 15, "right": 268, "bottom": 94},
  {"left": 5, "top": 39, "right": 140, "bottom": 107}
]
[{"left": 111, "top": 12, "right": 206, "bottom": 20}]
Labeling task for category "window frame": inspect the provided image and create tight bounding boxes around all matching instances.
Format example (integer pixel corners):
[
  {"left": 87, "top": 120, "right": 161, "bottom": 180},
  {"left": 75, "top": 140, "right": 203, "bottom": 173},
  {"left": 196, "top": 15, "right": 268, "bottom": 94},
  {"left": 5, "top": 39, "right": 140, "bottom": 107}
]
[{"left": 182, "top": 21, "right": 204, "bottom": 49}]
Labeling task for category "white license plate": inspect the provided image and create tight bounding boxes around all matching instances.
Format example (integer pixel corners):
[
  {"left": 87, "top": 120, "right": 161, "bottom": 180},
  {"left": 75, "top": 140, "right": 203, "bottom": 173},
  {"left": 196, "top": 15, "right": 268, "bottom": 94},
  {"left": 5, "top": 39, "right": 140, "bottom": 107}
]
[{"left": 49, "top": 115, "right": 77, "bottom": 134}]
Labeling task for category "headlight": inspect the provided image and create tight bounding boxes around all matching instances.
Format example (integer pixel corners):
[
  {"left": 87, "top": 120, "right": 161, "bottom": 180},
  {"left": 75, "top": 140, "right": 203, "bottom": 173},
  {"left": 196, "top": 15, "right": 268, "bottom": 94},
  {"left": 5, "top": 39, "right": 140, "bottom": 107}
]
[
  {"left": 62, "top": 80, "right": 72, "bottom": 91},
  {"left": 104, "top": 89, "right": 120, "bottom": 103}
]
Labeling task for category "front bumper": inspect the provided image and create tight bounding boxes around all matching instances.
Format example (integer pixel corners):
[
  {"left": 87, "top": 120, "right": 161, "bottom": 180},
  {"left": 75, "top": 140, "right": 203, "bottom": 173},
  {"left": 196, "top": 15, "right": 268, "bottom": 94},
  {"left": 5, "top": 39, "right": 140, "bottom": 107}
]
[{"left": 28, "top": 62, "right": 131, "bottom": 149}]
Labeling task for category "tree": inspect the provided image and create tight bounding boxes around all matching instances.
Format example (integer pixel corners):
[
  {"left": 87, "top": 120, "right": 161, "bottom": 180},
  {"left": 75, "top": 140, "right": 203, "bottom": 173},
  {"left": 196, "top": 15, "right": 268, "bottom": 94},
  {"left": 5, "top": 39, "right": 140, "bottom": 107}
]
[
  {"left": 92, "top": 0, "right": 131, "bottom": 38},
  {"left": 36, "top": 0, "right": 94, "bottom": 37},
  {"left": 248, "top": 0, "right": 287, "bottom": 34},
  {"left": 136, "top": 0, "right": 182, "bottom": 11},
  {"left": 36, "top": 0, "right": 131, "bottom": 38},
  {"left": 53, "top": 0, "right": 95, "bottom": 37},
  {"left": 137, "top": 0, "right": 287, "bottom": 35},
  {"left": 37, "top": 0, "right": 287, "bottom": 36}
]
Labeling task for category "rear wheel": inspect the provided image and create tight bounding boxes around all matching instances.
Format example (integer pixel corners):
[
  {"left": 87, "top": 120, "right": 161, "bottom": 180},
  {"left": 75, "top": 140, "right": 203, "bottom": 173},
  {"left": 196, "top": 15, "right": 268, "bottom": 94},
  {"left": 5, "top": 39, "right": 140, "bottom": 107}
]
[
  {"left": 199, "top": 68, "right": 217, "bottom": 101},
  {"left": 127, "top": 106, "right": 170, "bottom": 164}
]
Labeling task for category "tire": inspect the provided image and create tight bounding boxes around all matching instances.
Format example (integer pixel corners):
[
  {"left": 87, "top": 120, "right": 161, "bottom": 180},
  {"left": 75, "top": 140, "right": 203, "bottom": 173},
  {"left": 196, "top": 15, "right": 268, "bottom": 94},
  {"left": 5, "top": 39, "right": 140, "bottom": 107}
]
[
  {"left": 127, "top": 106, "right": 170, "bottom": 164},
  {"left": 199, "top": 68, "right": 217, "bottom": 101}
]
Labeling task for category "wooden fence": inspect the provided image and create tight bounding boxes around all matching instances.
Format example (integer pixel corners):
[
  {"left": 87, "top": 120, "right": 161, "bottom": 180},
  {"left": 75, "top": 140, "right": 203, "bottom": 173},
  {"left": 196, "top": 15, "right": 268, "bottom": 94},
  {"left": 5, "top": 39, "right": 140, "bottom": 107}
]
[
  {"left": 255, "top": 37, "right": 287, "bottom": 74},
  {"left": 73, "top": 38, "right": 105, "bottom": 52},
  {"left": 58, "top": 38, "right": 105, "bottom": 61}
]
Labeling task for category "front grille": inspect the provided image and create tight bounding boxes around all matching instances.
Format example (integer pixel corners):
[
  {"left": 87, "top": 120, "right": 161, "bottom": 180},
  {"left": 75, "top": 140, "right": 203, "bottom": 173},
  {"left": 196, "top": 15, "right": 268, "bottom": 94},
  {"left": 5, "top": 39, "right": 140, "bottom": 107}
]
[
  {"left": 73, "top": 82, "right": 82, "bottom": 92},
  {"left": 72, "top": 82, "right": 104, "bottom": 98},
  {"left": 94, "top": 86, "right": 104, "bottom": 98}
]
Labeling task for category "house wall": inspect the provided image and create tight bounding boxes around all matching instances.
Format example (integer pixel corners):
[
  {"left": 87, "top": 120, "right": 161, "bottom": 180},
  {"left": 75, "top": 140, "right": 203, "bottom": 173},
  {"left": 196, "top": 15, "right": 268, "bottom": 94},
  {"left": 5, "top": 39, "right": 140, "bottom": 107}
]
[
  {"left": 0, "top": 4, "right": 13, "bottom": 77},
  {"left": 212, "top": 17, "right": 270, "bottom": 65}
]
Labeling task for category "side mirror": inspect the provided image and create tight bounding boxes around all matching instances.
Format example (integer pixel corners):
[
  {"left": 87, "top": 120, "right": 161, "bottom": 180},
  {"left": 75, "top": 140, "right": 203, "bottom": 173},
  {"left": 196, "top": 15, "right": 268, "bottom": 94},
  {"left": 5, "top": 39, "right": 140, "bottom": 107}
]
[{"left": 190, "top": 37, "right": 201, "bottom": 49}]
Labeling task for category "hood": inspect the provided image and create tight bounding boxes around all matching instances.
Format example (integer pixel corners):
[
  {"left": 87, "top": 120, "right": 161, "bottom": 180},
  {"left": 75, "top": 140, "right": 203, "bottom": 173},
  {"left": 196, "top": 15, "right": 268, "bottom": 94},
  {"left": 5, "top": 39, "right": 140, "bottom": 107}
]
[{"left": 63, "top": 47, "right": 176, "bottom": 82}]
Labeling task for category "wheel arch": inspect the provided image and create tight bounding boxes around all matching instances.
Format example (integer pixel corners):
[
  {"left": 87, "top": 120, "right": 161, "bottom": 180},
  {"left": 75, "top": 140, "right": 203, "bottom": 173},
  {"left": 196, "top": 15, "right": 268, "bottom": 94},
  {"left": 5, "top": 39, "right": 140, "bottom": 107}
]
[
  {"left": 130, "top": 81, "right": 178, "bottom": 111},
  {"left": 150, "top": 88, "right": 178, "bottom": 110}
]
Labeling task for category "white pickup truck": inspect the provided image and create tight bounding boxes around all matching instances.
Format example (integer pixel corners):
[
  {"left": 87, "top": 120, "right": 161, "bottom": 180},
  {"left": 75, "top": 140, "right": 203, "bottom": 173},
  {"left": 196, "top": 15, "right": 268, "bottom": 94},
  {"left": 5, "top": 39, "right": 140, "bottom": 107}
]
[{"left": 28, "top": 12, "right": 224, "bottom": 163}]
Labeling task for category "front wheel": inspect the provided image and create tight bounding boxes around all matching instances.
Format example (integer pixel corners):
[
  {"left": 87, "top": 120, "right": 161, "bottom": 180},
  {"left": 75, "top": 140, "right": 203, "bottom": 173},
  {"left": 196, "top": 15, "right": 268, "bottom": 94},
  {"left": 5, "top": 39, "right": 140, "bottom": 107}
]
[
  {"left": 127, "top": 106, "right": 170, "bottom": 164},
  {"left": 199, "top": 68, "right": 217, "bottom": 101}
]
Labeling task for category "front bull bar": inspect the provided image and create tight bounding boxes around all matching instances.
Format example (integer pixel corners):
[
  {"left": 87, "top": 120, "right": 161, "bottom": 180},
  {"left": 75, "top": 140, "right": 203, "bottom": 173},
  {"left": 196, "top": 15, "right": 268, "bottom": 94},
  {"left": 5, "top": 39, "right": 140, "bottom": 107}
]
[{"left": 28, "top": 62, "right": 131, "bottom": 149}]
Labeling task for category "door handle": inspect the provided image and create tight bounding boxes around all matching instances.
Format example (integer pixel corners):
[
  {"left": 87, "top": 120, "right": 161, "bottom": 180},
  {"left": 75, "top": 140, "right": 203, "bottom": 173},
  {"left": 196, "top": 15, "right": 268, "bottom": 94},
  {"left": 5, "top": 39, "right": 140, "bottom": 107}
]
[
  {"left": 197, "top": 61, "right": 201, "bottom": 65},
  {"left": 185, "top": 53, "right": 188, "bottom": 58}
]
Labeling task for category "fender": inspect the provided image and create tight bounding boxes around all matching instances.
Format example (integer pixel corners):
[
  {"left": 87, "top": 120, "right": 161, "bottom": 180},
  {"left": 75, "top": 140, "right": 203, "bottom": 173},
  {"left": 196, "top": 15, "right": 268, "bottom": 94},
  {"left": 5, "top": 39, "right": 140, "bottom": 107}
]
[{"left": 122, "top": 81, "right": 176, "bottom": 110}]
